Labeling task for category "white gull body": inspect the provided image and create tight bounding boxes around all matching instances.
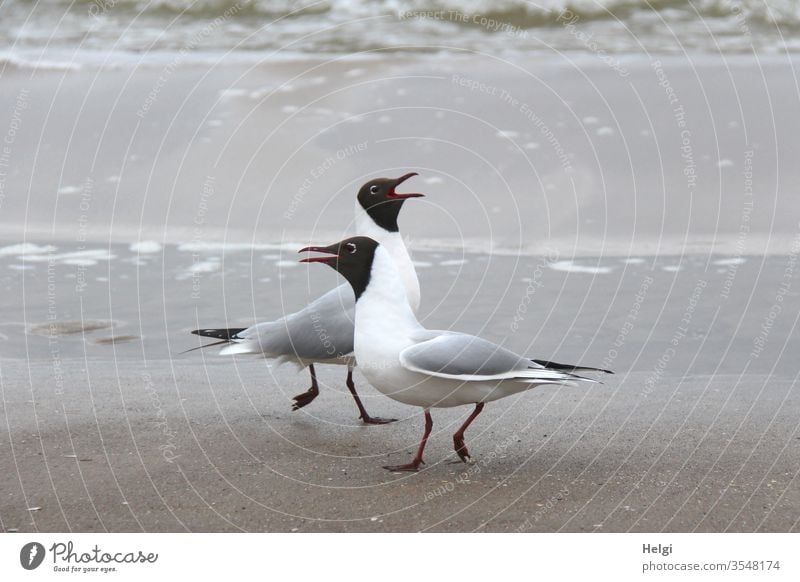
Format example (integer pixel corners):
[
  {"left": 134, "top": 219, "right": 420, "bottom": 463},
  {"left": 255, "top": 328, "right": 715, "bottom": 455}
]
[{"left": 354, "top": 246, "right": 598, "bottom": 409}]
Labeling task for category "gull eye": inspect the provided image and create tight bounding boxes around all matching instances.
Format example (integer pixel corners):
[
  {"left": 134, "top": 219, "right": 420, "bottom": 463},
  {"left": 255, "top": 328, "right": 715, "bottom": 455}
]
[
  {"left": 345, "top": 242, "right": 357, "bottom": 254},
  {"left": 369, "top": 184, "right": 379, "bottom": 194}
]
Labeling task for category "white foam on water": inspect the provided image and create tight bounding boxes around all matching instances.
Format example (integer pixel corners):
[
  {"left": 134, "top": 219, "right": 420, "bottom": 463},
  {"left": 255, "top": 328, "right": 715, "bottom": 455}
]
[
  {"left": 220, "top": 88, "right": 250, "bottom": 99},
  {"left": 582, "top": 116, "right": 599, "bottom": 124},
  {"left": 57, "top": 185, "right": 82, "bottom": 195},
  {"left": 177, "top": 242, "right": 300, "bottom": 253},
  {"left": 275, "top": 260, "right": 299, "bottom": 268},
  {"left": 0, "top": 243, "right": 57, "bottom": 256},
  {"left": 713, "top": 257, "right": 746, "bottom": 266},
  {"left": 496, "top": 130, "right": 519, "bottom": 139},
  {"left": 413, "top": 261, "right": 433, "bottom": 268},
  {"left": 623, "top": 257, "right": 645, "bottom": 264},
  {"left": 129, "top": 241, "right": 163, "bottom": 254},
  {"left": 662, "top": 265, "right": 683, "bottom": 272},
  {"left": 177, "top": 257, "right": 220, "bottom": 280},
  {"left": 424, "top": 176, "right": 443, "bottom": 184},
  {"left": 190, "top": 259, "right": 220, "bottom": 273},
  {"left": 524, "top": 142, "right": 540, "bottom": 149},
  {"left": 8, "top": 264, "right": 34, "bottom": 270},
  {"left": 440, "top": 259, "right": 468, "bottom": 266},
  {"left": 596, "top": 126, "right": 615, "bottom": 136},
  {"left": 124, "top": 257, "right": 147, "bottom": 266},
  {"left": 0, "top": 54, "right": 81, "bottom": 71},
  {"left": 717, "top": 159, "right": 734, "bottom": 168},
  {"left": 549, "top": 260, "right": 613, "bottom": 274},
  {"left": 20, "top": 249, "right": 115, "bottom": 265}
]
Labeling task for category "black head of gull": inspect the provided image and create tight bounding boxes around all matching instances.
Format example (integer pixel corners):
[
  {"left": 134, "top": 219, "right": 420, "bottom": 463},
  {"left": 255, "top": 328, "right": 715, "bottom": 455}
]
[
  {"left": 356, "top": 173, "right": 423, "bottom": 233},
  {"left": 299, "top": 236, "right": 379, "bottom": 300}
]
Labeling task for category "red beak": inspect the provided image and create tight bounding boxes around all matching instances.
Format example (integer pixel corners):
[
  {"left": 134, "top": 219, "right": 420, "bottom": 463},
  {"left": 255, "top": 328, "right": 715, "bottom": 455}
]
[
  {"left": 386, "top": 172, "right": 424, "bottom": 200},
  {"left": 299, "top": 245, "right": 339, "bottom": 264}
]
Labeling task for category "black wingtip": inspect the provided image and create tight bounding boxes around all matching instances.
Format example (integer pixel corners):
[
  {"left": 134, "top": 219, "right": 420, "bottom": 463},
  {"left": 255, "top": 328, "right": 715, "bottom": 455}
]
[
  {"left": 533, "top": 359, "right": 614, "bottom": 375},
  {"left": 191, "top": 327, "right": 247, "bottom": 340}
]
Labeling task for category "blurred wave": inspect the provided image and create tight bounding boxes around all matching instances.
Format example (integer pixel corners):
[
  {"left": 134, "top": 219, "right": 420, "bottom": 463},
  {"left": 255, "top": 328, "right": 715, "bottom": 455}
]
[{"left": 1, "top": 0, "right": 798, "bottom": 63}]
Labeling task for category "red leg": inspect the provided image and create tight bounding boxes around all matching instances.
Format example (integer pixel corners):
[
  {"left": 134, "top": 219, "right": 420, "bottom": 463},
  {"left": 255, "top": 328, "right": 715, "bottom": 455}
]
[
  {"left": 453, "top": 403, "right": 484, "bottom": 462},
  {"left": 384, "top": 410, "right": 433, "bottom": 472},
  {"left": 346, "top": 368, "right": 396, "bottom": 425},
  {"left": 291, "top": 364, "right": 320, "bottom": 411}
]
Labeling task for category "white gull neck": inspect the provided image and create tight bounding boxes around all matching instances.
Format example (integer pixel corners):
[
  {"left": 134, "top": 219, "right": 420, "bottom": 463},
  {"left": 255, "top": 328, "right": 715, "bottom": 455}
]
[{"left": 354, "top": 202, "right": 421, "bottom": 313}]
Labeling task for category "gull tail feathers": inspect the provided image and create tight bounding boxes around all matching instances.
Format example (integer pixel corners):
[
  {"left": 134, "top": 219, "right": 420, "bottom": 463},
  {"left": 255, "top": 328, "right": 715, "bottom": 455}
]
[
  {"left": 513, "top": 367, "right": 602, "bottom": 385},
  {"left": 219, "top": 341, "right": 260, "bottom": 356}
]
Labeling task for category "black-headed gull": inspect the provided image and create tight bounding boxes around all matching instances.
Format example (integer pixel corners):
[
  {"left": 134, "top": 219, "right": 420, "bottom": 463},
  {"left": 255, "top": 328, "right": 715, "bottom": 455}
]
[
  {"left": 191, "top": 174, "right": 423, "bottom": 424},
  {"left": 301, "top": 236, "right": 613, "bottom": 471}
]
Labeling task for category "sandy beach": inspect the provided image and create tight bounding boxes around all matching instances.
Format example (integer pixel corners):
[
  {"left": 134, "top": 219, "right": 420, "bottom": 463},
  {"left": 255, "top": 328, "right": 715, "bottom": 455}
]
[{"left": 1, "top": 52, "right": 799, "bottom": 532}]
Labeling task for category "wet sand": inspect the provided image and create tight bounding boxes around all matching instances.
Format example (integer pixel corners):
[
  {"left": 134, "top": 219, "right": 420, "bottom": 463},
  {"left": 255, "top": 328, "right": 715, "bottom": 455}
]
[{"left": 0, "top": 242, "right": 798, "bottom": 532}]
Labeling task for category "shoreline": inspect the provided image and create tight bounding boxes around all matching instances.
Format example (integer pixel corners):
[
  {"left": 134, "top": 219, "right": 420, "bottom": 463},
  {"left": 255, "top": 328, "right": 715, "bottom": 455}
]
[{"left": 2, "top": 229, "right": 800, "bottom": 258}]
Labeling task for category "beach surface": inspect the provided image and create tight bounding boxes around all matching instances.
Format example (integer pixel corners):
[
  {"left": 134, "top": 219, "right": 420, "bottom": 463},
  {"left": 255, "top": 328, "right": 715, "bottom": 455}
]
[{"left": 1, "top": 54, "right": 799, "bottom": 532}]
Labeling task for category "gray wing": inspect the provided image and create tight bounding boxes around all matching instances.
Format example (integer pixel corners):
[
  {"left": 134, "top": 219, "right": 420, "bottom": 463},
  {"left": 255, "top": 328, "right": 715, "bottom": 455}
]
[
  {"left": 400, "top": 331, "right": 593, "bottom": 383},
  {"left": 222, "top": 284, "right": 355, "bottom": 359}
]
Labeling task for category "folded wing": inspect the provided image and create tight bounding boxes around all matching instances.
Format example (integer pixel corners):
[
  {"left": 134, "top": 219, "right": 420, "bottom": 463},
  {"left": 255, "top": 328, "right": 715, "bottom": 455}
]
[
  {"left": 399, "top": 331, "right": 597, "bottom": 383},
  {"left": 220, "top": 283, "right": 356, "bottom": 359}
]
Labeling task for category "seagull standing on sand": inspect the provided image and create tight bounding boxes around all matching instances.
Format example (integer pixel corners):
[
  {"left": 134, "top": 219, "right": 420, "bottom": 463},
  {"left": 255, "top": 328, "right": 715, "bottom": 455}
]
[
  {"left": 191, "top": 174, "right": 423, "bottom": 424},
  {"left": 301, "top": 236, "right": 612, "bottom": 471}
]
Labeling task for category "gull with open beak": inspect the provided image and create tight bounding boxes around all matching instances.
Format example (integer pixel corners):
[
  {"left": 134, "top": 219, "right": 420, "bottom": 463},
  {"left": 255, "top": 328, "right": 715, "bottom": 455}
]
[
  {"left": 301, "top": 236, "right": 613, "bottom": 471},
  {"left": 190, "top": 174, "right": 423, "bottom": 424}
]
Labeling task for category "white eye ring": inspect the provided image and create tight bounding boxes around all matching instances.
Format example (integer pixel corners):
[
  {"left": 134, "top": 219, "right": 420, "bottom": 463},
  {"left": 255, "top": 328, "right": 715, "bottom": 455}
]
[
  {"left": 369, "top": 185, "right": 379, "bottom": 194},
  {"left": 345, "top": 242, "right": 357, "bottom": 254}
]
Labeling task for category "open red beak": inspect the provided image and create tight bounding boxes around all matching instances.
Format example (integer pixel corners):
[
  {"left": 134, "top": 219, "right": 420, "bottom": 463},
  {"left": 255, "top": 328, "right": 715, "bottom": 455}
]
[
  {"left": 386, "top": 172, "right": 424, "bottom": 200},
  {"left": 299, "top": 244, "right": 339, "bottom": 264}
]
